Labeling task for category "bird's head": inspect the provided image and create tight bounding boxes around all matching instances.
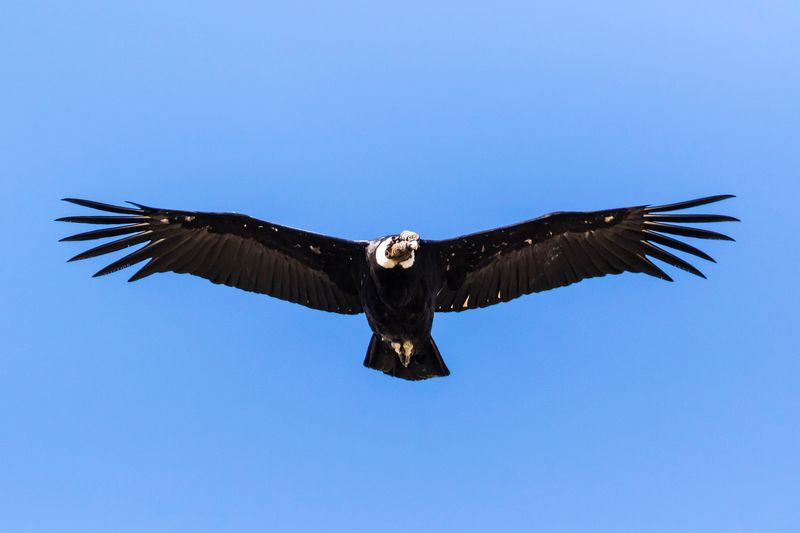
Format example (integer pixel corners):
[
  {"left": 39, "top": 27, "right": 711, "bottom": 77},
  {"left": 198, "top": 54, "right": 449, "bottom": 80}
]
[
  {"left": 376, "top": 230, "right": 420, "bottom": 269},
  {"left": 386, "top": 230, "right": 420, "bottom": 260}
]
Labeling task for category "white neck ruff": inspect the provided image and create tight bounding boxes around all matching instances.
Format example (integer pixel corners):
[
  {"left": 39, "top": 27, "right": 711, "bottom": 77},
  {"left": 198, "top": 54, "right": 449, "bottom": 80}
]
[{"left": 376, "top": 238, "right": 416, "bottom": 269}]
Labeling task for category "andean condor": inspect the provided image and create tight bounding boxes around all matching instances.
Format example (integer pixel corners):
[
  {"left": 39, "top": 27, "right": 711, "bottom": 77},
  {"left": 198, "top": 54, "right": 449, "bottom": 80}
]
[{"left": 59, "top": 194, "right": 737, "bottom": 380}]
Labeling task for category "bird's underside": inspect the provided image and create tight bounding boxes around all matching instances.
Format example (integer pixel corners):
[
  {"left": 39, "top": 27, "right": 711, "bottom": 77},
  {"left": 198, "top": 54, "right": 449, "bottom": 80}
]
[{"left": 59, "top": 194, "right": 737, "bottom": 381}]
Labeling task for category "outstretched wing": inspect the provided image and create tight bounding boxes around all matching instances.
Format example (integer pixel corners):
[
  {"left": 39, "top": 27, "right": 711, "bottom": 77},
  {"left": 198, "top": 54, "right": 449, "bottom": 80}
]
[
  {"left": 58, "top": 199, "right": 365, "bottom": 314},
  {"left": 431, "top": 195, "right": 737, "bottom": 312}
]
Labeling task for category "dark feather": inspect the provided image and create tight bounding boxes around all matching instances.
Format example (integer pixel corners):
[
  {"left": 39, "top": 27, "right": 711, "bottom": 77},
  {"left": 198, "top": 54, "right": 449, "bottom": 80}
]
[
  {"left": 59, "top": 199, "right": 365, "bottom": 314},
  {"left": 62, "top": 198, "right": 143, "bottom": 215},
  {"left": 68, "top": 231, "right": 155, "bottom": 262},
  {"left": 431, "top": 195, "right": 736, "bottom": 312},
  {"left": 92, "top": 239, "right": 168, "bottom": 277},
  {"left": 644, "top": 213, "right": 739, "bottom": 223},
  {"left": 646, "top": 194, "right": 735, "bottom": 212},
  {"left": 640, "top": 241, "right": 706, "bottom": 278},
  {"left": 642, "top": 230, "right": 715, "bottom": 262},
  {"left": 644, "top": 222, "right": 734, "bottom": 241},
  {"left": 56, "top": 215, "right": 148, "bottom": 225},
  {"left": 59, "top": 223, "right": 150, "bottom": 242}
]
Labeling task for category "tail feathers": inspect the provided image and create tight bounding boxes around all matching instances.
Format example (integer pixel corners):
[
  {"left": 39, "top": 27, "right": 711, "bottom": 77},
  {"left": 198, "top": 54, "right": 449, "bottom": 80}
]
[{"left": 364, "top": 335, "right": 450, "bottom": 381}]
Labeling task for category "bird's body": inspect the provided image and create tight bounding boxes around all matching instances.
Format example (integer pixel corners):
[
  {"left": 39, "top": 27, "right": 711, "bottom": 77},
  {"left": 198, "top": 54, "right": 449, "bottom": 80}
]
[
  {"left": 361, "top": 235, "right": 448, "bottom": 379},
  {"left": 364, "top": 237, "right": 434, "bottom": 346},
  {"left": 59, "top": 195, "right": 737, "bottom": 380}
]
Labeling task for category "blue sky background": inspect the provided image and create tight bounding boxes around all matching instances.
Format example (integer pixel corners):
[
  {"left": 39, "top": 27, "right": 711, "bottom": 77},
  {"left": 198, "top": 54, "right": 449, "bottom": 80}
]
[{"left": 1, "top": 1, "right": 798, "bottom": 532}]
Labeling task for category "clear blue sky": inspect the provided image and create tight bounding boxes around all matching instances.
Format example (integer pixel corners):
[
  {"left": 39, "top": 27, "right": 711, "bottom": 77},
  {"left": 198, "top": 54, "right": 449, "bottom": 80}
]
[{"left": 1, "top": 2, "right": 797, "bottom": 532}]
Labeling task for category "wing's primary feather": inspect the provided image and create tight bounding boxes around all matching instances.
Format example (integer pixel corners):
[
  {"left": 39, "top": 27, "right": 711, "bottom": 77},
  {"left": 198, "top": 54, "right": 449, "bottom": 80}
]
[
  {"left": 431, "top": 195, "right": 737, "bottom": 312},
  {"left": 58, "top": 199, "right": 365, "bottom": 314}
]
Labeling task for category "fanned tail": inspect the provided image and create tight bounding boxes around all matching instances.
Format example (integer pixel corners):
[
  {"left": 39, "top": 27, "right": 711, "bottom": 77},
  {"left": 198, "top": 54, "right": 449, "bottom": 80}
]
[{"left": 363, "top": 335, "right": 450, "bottom": 381}]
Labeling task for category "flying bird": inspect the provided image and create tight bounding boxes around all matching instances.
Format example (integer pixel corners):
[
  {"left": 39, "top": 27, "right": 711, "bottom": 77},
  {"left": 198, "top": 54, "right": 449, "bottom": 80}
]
[{"left": 59, "top": 194, "right": 737, "bottom": 380}]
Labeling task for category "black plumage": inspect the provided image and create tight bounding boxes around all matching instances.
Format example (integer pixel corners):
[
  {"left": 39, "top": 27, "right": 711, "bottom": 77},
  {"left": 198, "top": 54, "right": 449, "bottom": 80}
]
[{"left": 59, "top": 194, "right": 737, "bottom": 380}]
